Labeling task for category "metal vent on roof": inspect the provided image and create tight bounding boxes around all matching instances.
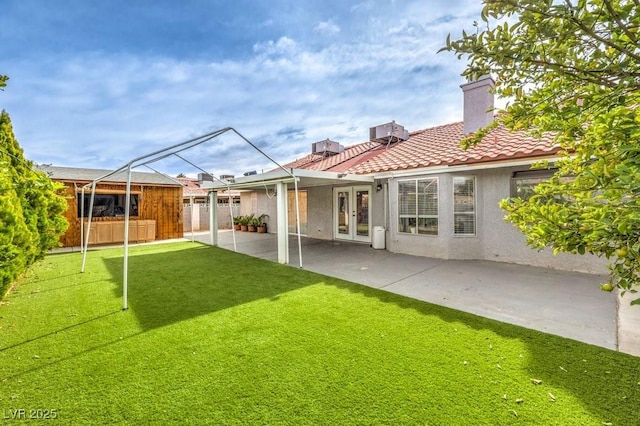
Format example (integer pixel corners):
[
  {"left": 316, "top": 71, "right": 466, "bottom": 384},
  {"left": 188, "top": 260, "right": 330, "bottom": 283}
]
[
  {"left": 369, "top": 121, "right": 409, "bottom": 144},
  {"left": 312, "top": 139, "right": 344, "bottom": 155},
  {"left": 198, "top": 173, "right": 214, "bottom": 183}
]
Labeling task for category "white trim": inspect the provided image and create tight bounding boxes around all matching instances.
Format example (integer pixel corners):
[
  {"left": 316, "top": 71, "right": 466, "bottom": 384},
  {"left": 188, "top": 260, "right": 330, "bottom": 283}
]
[{"left": 372, "top": 156, "right": 562, "bottom": 180}]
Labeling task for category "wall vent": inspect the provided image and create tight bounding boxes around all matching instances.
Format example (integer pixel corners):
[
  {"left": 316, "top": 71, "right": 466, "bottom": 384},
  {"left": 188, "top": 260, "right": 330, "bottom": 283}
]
[
  {"left": 312, "top": 139, "right": 343, "bottom": 155},
  {"left": 369, "top": 121, "right": 409, "bottom": 144}
]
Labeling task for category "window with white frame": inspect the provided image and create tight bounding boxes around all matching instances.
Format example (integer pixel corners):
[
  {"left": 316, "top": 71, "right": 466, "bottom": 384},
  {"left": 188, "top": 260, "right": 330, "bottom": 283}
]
[
  {"left": 398, "top": 178, "right": 438, "bottom": 235},
  {"left": 453, "top": 176, "right": 476, "bottom": 235}
]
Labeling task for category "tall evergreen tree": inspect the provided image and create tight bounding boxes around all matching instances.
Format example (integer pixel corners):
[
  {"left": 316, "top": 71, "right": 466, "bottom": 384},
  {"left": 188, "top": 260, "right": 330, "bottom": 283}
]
[{"left": 0, "top": 106, "right": 68, "bottom": 296}]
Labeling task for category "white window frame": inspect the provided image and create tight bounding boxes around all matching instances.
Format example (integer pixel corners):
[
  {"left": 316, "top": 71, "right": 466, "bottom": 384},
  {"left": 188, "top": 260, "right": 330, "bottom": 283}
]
[
  {"left": 453, "top": 176, "right": 476, "bottom": 236},
  {"left": 397, "top": 177, "right": 439, "bottom": 236}
]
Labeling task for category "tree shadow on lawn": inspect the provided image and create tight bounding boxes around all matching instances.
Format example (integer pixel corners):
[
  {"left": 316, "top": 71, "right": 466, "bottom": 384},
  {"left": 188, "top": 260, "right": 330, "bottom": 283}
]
[{"left": 102, "top": 243, "right": 639, "bottom": 423}]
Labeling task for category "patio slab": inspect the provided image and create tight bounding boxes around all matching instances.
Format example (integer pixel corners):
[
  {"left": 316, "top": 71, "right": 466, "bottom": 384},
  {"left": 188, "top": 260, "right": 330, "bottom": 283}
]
[{"left": 199, "top": 231, "right": 619, "bottom": 351}]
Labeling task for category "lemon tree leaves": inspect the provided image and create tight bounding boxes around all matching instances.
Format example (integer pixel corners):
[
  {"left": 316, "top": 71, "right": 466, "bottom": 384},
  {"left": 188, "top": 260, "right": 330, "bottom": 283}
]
[{"left": 442, "top": 1, "right": 640, "bottom": 303}]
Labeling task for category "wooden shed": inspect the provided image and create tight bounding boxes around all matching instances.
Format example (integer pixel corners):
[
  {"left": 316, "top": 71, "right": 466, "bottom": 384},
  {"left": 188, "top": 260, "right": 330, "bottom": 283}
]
[{"left": 39, "top": 165, "right": 183, "bottom": 248}]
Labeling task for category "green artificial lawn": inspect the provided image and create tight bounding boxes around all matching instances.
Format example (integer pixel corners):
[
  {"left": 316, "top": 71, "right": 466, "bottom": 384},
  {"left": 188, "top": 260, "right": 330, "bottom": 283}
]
[{"left": 1, "top": 242, "right": 638, "bottom": 425}]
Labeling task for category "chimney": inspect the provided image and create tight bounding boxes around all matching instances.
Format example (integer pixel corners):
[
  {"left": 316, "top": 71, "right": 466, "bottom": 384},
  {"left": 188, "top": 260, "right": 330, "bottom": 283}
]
[{"left": 460, "top": 75, "right": 495, "bottom": 134}]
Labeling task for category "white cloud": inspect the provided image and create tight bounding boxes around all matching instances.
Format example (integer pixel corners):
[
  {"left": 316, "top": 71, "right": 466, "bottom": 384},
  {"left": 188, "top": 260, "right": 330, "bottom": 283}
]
[
  {"left": 3, "top": 0, "right": 484, "bottom": 177},
  {"left": 314, "top": 20, "right": 340, "bottom": 35}
]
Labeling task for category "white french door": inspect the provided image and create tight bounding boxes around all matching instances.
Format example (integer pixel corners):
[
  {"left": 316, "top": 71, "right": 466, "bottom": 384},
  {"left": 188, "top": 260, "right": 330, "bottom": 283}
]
[{"left": 333, "top": 186, "right": 371, "bottom": 242}]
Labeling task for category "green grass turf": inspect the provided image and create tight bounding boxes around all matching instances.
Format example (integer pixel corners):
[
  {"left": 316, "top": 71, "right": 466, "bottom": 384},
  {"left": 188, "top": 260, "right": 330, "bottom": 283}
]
[{"left": 0, "top": 242, "right": 638, "bottom": 425}]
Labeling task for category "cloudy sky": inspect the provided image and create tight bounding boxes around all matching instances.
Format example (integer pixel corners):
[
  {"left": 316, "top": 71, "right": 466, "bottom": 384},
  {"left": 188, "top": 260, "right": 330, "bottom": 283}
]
[{"left": 1, "top": 0, "right": 482, "bottom": 177}]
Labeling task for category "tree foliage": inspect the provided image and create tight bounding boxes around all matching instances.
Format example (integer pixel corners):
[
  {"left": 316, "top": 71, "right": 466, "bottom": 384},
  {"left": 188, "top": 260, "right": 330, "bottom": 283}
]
[
  {"left": 441, "top": 0, "right": 640, "bottom": 303},
  {"left": 0, "top": 109, "right": 68, "bottom": 297}
]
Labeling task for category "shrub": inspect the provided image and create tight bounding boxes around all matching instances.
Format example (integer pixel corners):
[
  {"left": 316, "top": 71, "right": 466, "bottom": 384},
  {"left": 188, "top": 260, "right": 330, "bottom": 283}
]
[{"left": 0, "top": 110, "right": 68, "bottom": 297}]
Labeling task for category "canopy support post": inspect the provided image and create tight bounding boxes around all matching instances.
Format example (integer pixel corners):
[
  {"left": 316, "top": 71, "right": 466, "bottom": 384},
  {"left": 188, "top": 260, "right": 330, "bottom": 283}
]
[
  {"left": 276, "top": 181, "right": 289, "bottom": 264},
  {"left": 122, "top": 167, "right": 132, "bottom": 311},
  {"left": 209, "top": 191, "right": 218, "bottom": 246}
]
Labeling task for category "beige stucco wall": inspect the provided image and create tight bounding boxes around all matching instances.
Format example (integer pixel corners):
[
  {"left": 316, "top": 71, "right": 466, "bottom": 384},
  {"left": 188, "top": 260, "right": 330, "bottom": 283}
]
[
  {"left": 384, "top": 167, "right": 608, "bottom": 274},
  {"left": 242, "top": 167, "right": 607, "bottom": 275},
  {"left": 306, "top": 186, "right": 333, "bottom": 239}
]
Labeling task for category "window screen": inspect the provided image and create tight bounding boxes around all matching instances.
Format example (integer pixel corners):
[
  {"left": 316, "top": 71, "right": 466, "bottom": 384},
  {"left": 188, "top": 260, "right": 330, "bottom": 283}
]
[{"left": 453, "top": 176, "right": 475, "bottom": 235}]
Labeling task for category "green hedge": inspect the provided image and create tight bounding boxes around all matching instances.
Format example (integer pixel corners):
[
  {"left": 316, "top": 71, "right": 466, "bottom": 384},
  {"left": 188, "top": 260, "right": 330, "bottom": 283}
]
[{"left": 0, "top": 110, "right": 68, "bottom": 297}]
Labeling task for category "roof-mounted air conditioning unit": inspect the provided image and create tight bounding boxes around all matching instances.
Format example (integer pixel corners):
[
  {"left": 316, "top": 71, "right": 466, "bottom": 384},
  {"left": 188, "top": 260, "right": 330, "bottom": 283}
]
[
  {"left": 198, "top": 173, "right": 214, "bottom": 183},
  {"left": 219, "top": 174, "right": 235, "bottom": 183},
  {"left": 369, "top": 121, "right": 409, "bottom": 144},
  {"left": 312, "top": 139, "right": 343, "bottom": 155}
]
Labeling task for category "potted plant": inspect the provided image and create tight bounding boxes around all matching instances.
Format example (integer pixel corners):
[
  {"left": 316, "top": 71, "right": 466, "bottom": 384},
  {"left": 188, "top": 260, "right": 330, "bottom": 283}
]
[
  {"left": 256, "top": 214, "right": 269, "bottom": 233},
  {"left": 233, "top": 216, "right": 242, "bottom": 231},
  {"left": 248, "top": 215, "right": 259, "bottom": 232},
  {"left": 241, "top": 214, "right": 254, "bottom": 232},
  {"left": 240, "top": 215, "right": 250, "bottom": 232}
]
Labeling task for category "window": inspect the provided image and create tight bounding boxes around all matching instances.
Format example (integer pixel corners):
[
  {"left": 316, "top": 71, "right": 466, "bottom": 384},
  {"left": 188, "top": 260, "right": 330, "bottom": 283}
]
[
  {"left": 453, "top": 176, "right": 475, "bottom": 236},
  {"left": 511, "top": 169, "right": 556, "bottom": 200},
  {"left": 77, "top": 193, "right": 139, "bottom": 218},
  {"left": 398, "top": 178, "right": 438, "bottom": 235}
]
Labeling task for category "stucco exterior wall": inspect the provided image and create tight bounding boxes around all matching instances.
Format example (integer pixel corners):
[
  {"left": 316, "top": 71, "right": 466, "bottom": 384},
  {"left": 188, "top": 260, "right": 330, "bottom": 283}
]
[
  {"left": 385, "top": 168, "right": 607, "bottom": 274},
  {"left": 240, "top": 191, "right": 278, "bottom": 232},
  {"left": 477, "top": 167, "right": 606, "bottom": 273},
  {"left": 306, "top": 186, "right": 333, "bottom": 239}
]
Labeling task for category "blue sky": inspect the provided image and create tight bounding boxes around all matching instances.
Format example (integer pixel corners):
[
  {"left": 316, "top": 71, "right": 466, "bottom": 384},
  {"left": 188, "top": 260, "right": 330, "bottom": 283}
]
[{"left": 1, "top": 0, "right": 482, "bottom": 177}]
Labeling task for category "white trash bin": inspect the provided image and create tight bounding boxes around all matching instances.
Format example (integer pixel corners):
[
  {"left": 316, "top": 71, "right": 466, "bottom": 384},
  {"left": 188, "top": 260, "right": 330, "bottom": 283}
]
[{"left": 372, "top": 226, "right": 386, "bottom": 249}]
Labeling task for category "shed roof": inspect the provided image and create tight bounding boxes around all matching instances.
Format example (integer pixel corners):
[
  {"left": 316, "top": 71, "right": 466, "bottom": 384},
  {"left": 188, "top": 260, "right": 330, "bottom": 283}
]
[{"left": 37, "top": 165, "right": 182, "bottom": 186}]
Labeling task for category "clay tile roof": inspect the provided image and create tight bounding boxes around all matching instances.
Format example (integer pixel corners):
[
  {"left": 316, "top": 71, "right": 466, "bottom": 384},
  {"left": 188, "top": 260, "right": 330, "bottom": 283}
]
[
  {"left": 347, "top": 122, "right": 560, "bottom": 175},
  {"left": 283, "top": 141, "right": 380, "bottom": 172},
  {"left": 177, "top": 177, "right": 209, "bottom": 197}
]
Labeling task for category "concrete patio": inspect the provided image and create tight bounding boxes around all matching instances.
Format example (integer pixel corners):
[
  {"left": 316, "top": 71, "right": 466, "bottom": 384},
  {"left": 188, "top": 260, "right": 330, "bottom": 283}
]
[{"left": 186, "top": 230, "right": 637, "bottom": 354}]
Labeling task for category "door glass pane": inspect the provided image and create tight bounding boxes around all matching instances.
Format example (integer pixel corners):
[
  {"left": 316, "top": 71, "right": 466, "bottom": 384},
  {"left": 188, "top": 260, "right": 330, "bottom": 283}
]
[
  {"left": 356, "top": 190, "right": 369, "bottom": 236},
  {"left": 337, "top": 191, "right": 349, "bottom": 235}
]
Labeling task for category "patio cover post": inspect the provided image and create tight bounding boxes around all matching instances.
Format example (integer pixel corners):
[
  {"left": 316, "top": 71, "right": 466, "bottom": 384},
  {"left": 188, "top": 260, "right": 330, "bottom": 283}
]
[
  {"left": 209, "top": 191, "right": 218, "bottom": 246},
  {"left": 276, "top": 181, "right": 289, "bottom": 264},
  {"left": 293, "top": 176, "right": 303, "bottom": 268}
]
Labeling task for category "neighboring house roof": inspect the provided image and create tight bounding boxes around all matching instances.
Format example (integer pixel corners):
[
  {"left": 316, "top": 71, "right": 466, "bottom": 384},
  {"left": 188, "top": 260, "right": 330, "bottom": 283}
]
[
  {"left": 177, "top": 177, "right": 209, "bottom": 197},
  {"left": 37, "top": 165, "right": 182, "bottom": 186},
  {"left": 284, "top": 141, "right": 381, "bottom": 172},
  {"left": 177, "top": 177, "right": 241, "bottom": 199},
  {"left": 283, "top": 121, "right": 560, "bottom": 176}
]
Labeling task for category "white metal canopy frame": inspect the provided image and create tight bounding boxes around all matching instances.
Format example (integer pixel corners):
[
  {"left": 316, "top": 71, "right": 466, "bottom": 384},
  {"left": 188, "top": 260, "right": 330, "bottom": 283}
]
[{"left": 79, "top": 127, "right": 304, "bottom": 311}]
